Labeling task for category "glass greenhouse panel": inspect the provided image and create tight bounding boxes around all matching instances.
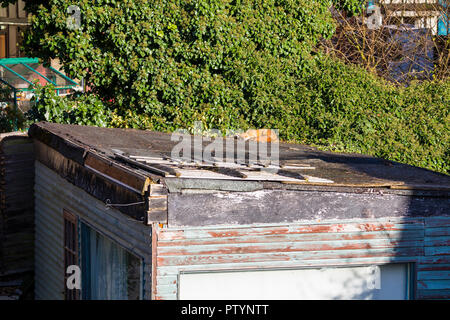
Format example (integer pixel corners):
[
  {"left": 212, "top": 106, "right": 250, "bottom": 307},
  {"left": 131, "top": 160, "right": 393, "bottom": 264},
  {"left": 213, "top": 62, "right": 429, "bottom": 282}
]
[
  {"left": 26, "top": 63, "right": 76, "bottom": 87},
  {"left": 0, "top": 65, "right": 32, "bottom": 89}
]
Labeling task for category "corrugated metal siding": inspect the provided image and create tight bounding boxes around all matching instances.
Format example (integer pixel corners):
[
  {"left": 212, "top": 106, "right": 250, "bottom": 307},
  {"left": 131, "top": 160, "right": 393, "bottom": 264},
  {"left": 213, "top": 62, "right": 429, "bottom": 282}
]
[
  {"left": 0, "top": 133, "right": 34, "bottom": 276},
  {"left": 155, "top": 217, "right": 450, "bottom": 300},
  {"left": 35, "top": 161, "right": 152, "bottom": 300}
]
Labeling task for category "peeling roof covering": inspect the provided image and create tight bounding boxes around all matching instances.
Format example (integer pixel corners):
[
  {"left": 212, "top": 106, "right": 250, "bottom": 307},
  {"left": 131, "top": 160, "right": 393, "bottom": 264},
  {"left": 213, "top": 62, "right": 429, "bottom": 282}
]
[{"left": 28, "top": 122, "right": 450, "bottom": 194}]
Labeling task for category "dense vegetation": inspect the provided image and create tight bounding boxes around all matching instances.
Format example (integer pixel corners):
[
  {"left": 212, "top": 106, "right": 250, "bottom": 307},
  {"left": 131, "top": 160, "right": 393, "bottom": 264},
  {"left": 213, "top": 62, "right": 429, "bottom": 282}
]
[{"left": 1, "top": 0, "right": 448, "bottom": 174}]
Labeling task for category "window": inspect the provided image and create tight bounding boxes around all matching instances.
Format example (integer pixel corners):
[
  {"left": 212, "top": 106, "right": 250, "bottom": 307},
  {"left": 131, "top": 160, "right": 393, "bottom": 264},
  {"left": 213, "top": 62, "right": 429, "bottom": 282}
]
[
  {"left": 179, "top": 264, "right": 413, "bottom": 300},
  {"left": 63, "top": 210, "right": 79, "bottom": 300},
  {"left": 80, "top": 223, "right": 143, "bottom": 300}
]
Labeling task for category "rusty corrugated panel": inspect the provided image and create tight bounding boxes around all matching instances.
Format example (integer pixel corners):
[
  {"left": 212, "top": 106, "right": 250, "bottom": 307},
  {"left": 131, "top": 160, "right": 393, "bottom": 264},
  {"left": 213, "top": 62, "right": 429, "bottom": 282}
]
[
  {"left": 35, "top": 161, "right": 152, "bottom": 300},
  {"left": 154, "top": 218, "right": 428, "bottom": 300}
]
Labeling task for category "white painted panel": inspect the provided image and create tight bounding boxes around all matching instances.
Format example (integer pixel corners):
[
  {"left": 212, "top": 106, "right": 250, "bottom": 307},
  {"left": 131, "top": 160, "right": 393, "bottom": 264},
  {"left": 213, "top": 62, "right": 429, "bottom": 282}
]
[{"left": 179, "top": 264, "right": 408, "bottom": 300}]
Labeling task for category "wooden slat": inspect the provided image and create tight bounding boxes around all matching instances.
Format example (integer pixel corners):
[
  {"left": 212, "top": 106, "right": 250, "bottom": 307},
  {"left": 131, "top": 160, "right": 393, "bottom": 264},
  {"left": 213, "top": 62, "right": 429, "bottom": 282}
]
[
  {"left": 424, "top": 236, "right": 450, "bottom": 247},
  {"left": 390, "top": 184, "right": 450, "bottom": 192},
  {"left": 149, "top": 183, "right": 168, "bottom": 196},
  {"left": 425, "top": 227, "right": 450, "bottom": 237},
  {"left": 417, "top": 270, "right": 450, "bottom": 280},
  {"left": 158, "top": 238, "right": 424, "bottom": 257},
  {"left": 206, "top": 167, "right": 248, "bottom": 178},
  {"left": 0, "top": 134, "right": 34, "bottom": 276},
  {"left": 156, "top": 284, "right": 177, "bottom": 296},
  {"left": 114, "top": 152, "right": 179, "bottom": 177},
  {"left": 151, "top": 224, "right": 158, "bottom": 300},
  {"left": 416, "top": 289, "right": 450, "bottom": 300},
  {"left": 158, "top": 221, "right": 424, "bottom": 241},
  {"left": 156, "top": 275, "right": 178, "bottom": 286},
  {"left": 156, "top": 255, "right": 420, "bottom": 277},
  {"left": 424, "top": 246, "right": 450, "bottom": 256},
  {"left": 425, "top": 217, "right": 450, "bottom": 227},
  {"left": 174, "top": 168, "right": 307, "bottom": 182},
  {"left": 85, "top": 152, "right": 150, "bottom": 194},
  {"left": 157, "top": 247, "right": 424, "bottom": 267},
  {"left": 418, "top": 263, "right": 450, "bottom": 272},
  {"left": 280, "top": 165, "right": 315, "bottom": 170},
  {"left": 157, "top": 229, "right": 424, "bottom": 247},
  {"left": 417, "top": 280, "right": 450, "bottom": 290},
  {"left": 146, "top": 184, "right": 168, "bottom": 224}
]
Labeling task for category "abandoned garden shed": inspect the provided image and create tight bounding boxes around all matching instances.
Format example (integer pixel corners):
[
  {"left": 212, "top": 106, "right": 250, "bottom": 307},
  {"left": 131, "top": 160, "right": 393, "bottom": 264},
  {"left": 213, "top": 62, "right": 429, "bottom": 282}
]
[{"left": 27, "top": 121, "right": 450, "bottom": 300}]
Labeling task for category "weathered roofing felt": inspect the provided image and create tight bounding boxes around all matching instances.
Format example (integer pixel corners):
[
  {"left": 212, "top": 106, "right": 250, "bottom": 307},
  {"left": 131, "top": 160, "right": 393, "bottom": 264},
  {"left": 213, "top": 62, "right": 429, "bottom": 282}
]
[{"left": 29, "top": 122, "right": 450, "bottom": 194}]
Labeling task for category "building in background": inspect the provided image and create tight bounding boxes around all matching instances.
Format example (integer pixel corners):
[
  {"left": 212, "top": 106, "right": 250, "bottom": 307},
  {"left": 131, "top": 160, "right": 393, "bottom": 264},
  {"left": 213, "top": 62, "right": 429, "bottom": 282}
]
[
  {"left": 364, "top": 1, "right": 448, "bottom": 81},
  {"left": 378, "top": 0, "right": 449, "bottom": 35},
  {"left": 0, "top": 2, "right": 67, "bottom": 72},
  {"left": 0, "top": 1, "right": 28, "bottom": 59},
  {"left": 437, "top": 0, "right": 449, "bottom": 35}
]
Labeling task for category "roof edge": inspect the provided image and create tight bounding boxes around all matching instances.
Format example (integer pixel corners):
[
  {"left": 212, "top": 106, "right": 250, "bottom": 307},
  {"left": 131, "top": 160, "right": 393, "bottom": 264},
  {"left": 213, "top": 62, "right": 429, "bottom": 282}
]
[{"left": 29, "top": 122, "right": 152, "bottom": 195}]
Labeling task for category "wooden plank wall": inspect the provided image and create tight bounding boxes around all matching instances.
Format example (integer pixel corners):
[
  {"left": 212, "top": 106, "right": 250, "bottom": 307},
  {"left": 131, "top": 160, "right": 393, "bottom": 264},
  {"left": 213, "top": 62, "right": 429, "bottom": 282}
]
[
  {"left": 417, "top": 217, "right": 450, "bottom": 299},
  {"left": 35, "top": 161, "right": 152, "bottom": 299},
  {"left": 0, "top": 133, "right": 34, "bottom": 276},
  {"left": 154, "top": 216, "right": 450, "bottom": 300}
]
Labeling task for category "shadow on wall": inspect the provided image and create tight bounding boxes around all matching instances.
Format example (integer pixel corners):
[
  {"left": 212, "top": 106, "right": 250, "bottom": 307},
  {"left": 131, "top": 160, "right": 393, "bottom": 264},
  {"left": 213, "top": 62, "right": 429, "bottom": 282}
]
[
  {"left": 0, "top": 132, "right": 35, "bottom": 300},
  {"left": 280, "top": 146, "right": 450, "bottom": 299}
]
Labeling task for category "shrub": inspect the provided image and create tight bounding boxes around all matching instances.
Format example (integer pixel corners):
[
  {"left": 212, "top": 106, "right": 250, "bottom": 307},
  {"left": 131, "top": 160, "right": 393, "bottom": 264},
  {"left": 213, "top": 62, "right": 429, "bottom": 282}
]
[
  {"left": 0, "top": 86, "right": 28, "bottom": 133},
  {"left": 8, "top": 0, "right": 448, "bottom": 174},
  {"left": 26, "top": 84, "right": 109, "bottom": 127}
]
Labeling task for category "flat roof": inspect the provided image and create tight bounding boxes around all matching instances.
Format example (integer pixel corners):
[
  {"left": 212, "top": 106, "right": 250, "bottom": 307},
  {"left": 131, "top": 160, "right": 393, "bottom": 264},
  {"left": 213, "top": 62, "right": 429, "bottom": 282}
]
[{"left": 28, "top": 122, "right": 450, "bottom": 195}]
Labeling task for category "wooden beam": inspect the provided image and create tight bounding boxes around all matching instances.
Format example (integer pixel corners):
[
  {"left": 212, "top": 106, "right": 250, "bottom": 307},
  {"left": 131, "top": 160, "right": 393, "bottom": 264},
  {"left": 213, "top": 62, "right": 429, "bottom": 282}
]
[
  {"left": 33, "top": 140, "right": 147, "bottom": 221},
  {"left": 146, "top": 184, "right": 168, "bottom": 224},
  {"left": 114, "top": 152, "right": 179, "bottom": 177},
  {"left": 85, "top": 152, "right": 151, "bottom": 195}
]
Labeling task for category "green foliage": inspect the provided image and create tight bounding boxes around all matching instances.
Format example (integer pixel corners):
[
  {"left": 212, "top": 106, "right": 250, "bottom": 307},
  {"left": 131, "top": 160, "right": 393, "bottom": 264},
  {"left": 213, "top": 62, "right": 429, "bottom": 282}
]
[
  {"left": 0, "top": 103, "right": 27, "bottom": 133},
  {"left": 294, "top": 57, "right": 450, "bottom": 174},
  {"left": 332, "top": 0, "right": 366, "bottom": 15},
  {"left": 0, "top": 0, "right": 16, "bottom": 8},
  {"left": 0, "top": 86, "right": 27, "bottom": 133},
  {"left": 26, "top": 84, "right": 109, "bottom": 127},
  {"left": 3, "top": 0, "right": 448, "bottom": 174},
  {"left": 13, "top": 0, "right": 337, "bottom": 131}
]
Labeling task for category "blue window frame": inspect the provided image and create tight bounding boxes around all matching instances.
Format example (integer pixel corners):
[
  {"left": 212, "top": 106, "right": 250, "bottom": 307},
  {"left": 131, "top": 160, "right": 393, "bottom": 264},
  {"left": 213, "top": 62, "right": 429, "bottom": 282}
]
[{"left": 79, "top": 222, "right": 143, "bottom": 300}]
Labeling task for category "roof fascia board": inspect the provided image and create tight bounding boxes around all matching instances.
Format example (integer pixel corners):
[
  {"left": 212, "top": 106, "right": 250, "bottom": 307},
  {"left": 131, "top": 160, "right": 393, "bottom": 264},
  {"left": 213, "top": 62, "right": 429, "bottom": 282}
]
[{"left": 29, "top": 123, "right": 152, "bottom": 195}]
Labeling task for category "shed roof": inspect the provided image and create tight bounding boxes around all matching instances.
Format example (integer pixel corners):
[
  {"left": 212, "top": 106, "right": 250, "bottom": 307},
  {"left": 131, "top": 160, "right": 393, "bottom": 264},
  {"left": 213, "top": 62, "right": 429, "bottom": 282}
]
[{"left": 28, "top": 122, "right": 450, "bottom": 195}]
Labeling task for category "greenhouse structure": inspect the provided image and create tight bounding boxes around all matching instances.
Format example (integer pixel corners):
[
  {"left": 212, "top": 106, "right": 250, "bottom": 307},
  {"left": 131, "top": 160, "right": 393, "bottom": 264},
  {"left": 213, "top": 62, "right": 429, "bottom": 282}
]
[{"left": 0, "top": 57, "right": 79, "bottom": 130}]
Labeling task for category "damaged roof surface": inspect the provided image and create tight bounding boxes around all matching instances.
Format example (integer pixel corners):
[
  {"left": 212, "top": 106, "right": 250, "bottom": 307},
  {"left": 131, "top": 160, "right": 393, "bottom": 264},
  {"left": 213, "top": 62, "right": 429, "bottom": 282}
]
[{"left": 28, "top": 122, "right": 450, "bottom": 193}]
